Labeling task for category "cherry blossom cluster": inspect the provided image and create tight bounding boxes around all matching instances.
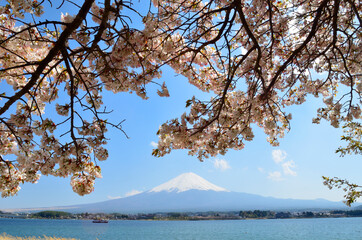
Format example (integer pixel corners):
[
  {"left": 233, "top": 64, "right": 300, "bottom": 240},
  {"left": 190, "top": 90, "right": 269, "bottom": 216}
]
[
  {"left": 0, "top": 0, "right": 360, "bottom": 196},
  {"left": 153, "top": 0, "right": 361, "bottom": 159}
]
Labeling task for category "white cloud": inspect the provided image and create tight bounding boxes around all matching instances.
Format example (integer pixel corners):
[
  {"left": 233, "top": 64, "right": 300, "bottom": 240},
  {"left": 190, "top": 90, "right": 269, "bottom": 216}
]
[
  {"left": 257, "top": 167, "right": 265, "bottom": 173},
  {"left": 272, "top": 149, "right": 287, "bottom": 164},
  {"left": 150, "top": 141, "right": 158, "bottom": 148},
  {"left": 268, "top": 171, "right": 284, "bottom": 181},
  {"left": 107, "top": 195, "right": 121, "bottom": 200},
  {"left": 125, "top": 190, "right": 143, "bottom": 197},
  {"left": 213, "top": 159, "right": 231, "bottom": 171},
  {"left": 266, "top": 150, "right": 297, "bottom": 181},
  {"left": 108, "top": 190, "right": 143, "bottom": 200},
  {"left": 282, "top": 160, "right": 297, "bottom": 176}
]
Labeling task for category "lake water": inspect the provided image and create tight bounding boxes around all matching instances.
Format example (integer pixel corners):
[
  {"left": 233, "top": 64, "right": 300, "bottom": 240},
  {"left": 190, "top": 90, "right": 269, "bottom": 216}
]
[{"left": 1, "top": 217, "right": 362, "bottom": 239}]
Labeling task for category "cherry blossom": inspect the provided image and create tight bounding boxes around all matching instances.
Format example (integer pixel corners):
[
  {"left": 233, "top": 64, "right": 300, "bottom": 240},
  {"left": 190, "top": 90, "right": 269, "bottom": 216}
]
[{"left": 0, "top": 0, "right": 360, "bottom": 196}]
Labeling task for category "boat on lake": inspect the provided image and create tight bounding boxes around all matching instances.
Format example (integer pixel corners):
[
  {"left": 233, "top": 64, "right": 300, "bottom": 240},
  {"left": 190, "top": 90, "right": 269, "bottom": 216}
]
[{"left": 92, "top": 219, "right": 108, "bottom": 223}]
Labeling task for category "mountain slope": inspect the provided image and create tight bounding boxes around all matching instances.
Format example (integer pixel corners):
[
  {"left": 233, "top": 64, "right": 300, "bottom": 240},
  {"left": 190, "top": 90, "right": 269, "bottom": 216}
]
[
  {"left": 4, "top": 172, "right": 347, "bottom": 213},
  {"left": 68, "top": 190, "right": 346, "bottom": 213},
  {"left": 66, "top": 173, "right": 346, "bottom": 213}
]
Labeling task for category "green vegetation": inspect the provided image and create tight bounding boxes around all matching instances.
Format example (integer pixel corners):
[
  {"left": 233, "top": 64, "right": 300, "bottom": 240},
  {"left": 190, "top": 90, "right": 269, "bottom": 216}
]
[
  {"left": 323, "top": 122, "right": 362, "bottom": 206},
  {"left": 7, "top": 209, "right": 360, "bottom": 221},
  {"left": 31, "top": 211, "right": 72, "bottom": 219},
  {"left": 239, "top": 210, "right": 275, "bottom": 219}
]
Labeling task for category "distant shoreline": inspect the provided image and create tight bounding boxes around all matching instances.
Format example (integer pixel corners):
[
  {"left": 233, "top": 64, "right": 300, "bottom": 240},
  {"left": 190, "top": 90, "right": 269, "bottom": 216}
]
[{"left": 1, "top": 209, "right": 362, "bottom": 221}]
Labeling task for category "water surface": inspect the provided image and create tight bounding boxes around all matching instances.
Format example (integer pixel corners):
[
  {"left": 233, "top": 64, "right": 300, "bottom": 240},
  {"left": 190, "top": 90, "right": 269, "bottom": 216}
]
[{"left": 1, "top": 217, "right": 361, "bottom": 239}]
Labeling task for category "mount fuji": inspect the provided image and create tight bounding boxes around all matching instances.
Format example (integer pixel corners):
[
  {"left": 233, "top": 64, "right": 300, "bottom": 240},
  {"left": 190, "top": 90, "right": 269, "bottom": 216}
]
[
  {"left": 149, "top": 172, "right": 228, "bottom": 193},
  {"left": 5, "top": 172, "right": 347, "bottom": 213},
  {"left": 49, "top": 172, "right": 345, "bottom": 213}
]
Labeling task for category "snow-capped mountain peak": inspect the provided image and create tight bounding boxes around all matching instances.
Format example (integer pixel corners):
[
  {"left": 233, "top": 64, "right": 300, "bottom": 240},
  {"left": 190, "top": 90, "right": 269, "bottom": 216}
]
[{"left": 149, "top": 172, "right": 229, "bottom": 193}]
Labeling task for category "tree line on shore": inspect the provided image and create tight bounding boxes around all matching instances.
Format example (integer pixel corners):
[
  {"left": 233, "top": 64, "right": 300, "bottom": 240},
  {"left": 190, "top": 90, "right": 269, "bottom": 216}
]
[{"left": 3, "top": 210, "right": 362, "bottom": 221}]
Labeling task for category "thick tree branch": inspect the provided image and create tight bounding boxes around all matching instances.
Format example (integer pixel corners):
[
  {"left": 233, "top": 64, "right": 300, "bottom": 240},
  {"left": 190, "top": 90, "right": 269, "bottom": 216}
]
[{"left": 0, "top": 0, "right": 94, "bottom": 116}]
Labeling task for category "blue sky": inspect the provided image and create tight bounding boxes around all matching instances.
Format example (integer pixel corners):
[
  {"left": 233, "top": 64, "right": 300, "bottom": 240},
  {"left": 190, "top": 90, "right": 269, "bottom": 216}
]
[
  {"left": 0, "top": 2, "right": 361, "bottom": 210},
  {"left": 1, "top": 65, "right": 360, "bottom": 210}
]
